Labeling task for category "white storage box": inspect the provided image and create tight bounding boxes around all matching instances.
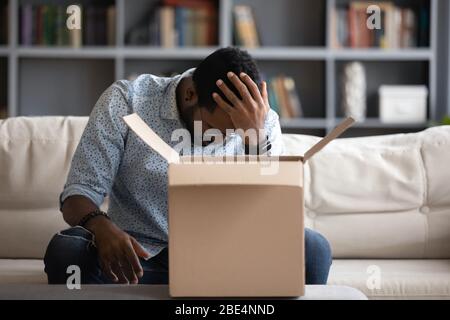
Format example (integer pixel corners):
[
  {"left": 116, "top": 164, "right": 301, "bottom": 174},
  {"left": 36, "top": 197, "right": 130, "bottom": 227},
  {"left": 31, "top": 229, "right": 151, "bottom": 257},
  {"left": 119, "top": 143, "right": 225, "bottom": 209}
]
[{"left": 379, "top": 85, "right": 428, "bottom": 123}]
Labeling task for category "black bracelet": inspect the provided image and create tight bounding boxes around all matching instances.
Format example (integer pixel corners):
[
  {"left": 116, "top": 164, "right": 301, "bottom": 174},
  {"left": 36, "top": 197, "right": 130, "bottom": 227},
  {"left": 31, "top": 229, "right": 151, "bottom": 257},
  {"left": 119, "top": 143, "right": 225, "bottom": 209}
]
[
  {"left": 78, "top": 209, "right": 110, "bottom": 228},
  {"left": 244, "top": 136, "right": 272, "bottom": 155}
]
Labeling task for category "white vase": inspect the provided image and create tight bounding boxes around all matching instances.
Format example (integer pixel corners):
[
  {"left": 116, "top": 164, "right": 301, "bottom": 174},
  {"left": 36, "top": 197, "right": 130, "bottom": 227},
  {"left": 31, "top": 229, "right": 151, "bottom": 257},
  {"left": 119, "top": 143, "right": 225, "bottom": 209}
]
[{"left": 341, "top": 62, "right": 367, "bottom": 121}]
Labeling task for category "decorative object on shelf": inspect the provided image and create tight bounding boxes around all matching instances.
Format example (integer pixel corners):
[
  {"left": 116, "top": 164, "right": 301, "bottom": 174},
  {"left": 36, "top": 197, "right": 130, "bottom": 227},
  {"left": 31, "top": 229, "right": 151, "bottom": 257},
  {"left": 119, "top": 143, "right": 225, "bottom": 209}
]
[
  {"left": 341, "top": 62, "right": 366, "bottom": 121},
  {"left": 379, "top": 85, "right": 428, "bottom": 124}
]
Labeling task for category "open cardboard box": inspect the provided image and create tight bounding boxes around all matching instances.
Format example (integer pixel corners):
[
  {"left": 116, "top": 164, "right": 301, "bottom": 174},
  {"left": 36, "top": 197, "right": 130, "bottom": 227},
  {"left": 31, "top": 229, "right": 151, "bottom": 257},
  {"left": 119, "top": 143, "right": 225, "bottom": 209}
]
[{"left": 123, "top": 114, "right": 355, "bottom": 297}]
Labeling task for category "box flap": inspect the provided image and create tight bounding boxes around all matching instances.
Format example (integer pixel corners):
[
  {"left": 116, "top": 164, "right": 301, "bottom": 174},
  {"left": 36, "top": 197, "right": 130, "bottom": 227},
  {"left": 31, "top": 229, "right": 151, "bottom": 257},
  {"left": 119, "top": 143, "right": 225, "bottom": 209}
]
[
  {"left": 303, "top": 117, "right": 355, "bottom": 162},
  {"left": 170, "top": 160, "right": 303, "bottom": 187},
  {"left": 123, "top": 113, "right": 180, "bottom": 163}
]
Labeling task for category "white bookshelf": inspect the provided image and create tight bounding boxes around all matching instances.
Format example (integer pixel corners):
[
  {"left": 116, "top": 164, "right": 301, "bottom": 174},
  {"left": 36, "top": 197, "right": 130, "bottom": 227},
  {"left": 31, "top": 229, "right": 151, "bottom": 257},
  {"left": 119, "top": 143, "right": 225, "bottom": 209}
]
[{"left": 1, "top": 0, "right": 449, "bottom": 137}]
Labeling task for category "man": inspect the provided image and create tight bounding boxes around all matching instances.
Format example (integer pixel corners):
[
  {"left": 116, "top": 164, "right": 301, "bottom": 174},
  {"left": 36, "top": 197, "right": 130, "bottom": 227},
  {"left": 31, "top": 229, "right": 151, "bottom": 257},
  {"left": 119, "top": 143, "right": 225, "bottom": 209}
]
[{"left": 44, "top": 47, "right": 332, "bottom": 285}]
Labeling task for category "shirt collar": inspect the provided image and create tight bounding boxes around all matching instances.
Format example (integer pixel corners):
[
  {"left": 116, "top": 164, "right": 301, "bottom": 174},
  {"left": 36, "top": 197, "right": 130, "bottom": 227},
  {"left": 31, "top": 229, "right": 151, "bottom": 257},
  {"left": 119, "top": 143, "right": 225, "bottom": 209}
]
[{"left": 160, "top": 68, "right": 196, "bottom": 121}]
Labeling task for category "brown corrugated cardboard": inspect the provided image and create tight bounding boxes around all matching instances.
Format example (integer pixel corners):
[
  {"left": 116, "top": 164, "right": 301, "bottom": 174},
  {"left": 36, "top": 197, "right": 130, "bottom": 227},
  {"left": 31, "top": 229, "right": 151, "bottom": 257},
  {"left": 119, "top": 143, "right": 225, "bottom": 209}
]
[{"left": 123, "top": 114, "right": 355, "bottom": 297}]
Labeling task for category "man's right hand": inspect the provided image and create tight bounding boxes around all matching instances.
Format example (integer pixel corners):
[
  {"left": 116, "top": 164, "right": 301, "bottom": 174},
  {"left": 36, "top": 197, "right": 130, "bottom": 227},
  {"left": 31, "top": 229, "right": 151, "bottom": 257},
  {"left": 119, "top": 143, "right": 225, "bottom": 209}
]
[{"left": 86, "top": 217, "right": 152, "bottom": 284}]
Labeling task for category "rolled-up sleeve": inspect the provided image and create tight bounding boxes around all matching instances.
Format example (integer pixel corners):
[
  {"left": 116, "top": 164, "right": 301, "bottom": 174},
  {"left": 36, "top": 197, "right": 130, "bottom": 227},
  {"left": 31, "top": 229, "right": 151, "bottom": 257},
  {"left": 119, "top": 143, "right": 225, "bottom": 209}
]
[{"left": 60, "top": 81, "right": 131, "bottom": 209}]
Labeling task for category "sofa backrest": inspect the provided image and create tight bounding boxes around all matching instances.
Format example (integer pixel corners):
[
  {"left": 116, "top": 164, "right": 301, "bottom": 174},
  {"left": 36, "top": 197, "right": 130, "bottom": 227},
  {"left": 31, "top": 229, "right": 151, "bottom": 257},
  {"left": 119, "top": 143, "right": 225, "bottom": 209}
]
[
  {"left": 0, "top": 117, "right": 85, "bottom": 258},
  {"left": 0, "top": 116, "right": 449, "bottom": 259}
]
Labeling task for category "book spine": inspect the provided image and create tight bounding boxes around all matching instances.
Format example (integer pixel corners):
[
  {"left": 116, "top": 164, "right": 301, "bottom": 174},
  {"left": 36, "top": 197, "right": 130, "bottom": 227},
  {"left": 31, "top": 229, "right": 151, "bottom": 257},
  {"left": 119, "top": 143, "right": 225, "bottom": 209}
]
[
  {"left": 97, "top": 6, "right": 108, "bottom": 46},
  {"left": 84, "top": 6, "right": 94, "bottom": 45},
  {"left": 233, "top": 5, "right": 260, "bottom": 47},
  {"left": 36, "top": 6, "right": 43, "bottom": 45},
  {"left": 268, "top": 79, "right": 280, "bottom": 115},
  {"left": 22, "top": 5, "right": 33, "bottom": 46},
  {"left": 160, "top": 6, "right": 175, "bottom": 48},
  {"left": 175, "top": 7, "right": 184, "bottom": 46},
  {"left": 185, "top": 8, "right": 194, "bottom": 47},
  {"left": 274, "top": 77, "right": 290, "bottom": 119},
  {"left": 107, "top": 6, "right": 116, "bottom": 46},
  {"left": 285, "top": 77, "right": 302, "bottom": 118},
  {"left": 348, "top": 5, "right": 357, "bottom": 48}
]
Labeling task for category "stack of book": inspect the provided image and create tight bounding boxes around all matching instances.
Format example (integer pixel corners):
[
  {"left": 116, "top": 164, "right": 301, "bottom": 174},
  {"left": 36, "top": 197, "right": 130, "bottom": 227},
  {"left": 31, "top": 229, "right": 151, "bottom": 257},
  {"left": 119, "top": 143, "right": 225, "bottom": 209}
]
[
  {"left": 233, "top": 5, "right": 260, "bottom": 48},
  {"left": 267, "top": 76, "right": 303, "bottom": 119},
  {"left": 332, "top": 1, "right": 429, "bottom": 48},
  {"left": 19, "top": 4, "right": 116, "bottom": 47},
  {"left": 126, "top": 0, "right": 218, "bottom": 47},
  {"left": 0, "top": 2, "right": 7, "bottom": 45}
]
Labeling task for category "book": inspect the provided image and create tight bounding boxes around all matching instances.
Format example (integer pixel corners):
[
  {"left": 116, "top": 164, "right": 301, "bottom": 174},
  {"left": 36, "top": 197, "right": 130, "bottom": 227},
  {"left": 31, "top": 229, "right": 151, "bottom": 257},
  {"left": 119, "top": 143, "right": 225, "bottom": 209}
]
[
  {"left": 273, "top": 77, "right": 290, "bottom": 119},
  {"left": 401, "top": 8, "right": 416, "bottom": 48},
  {"left": 125, "top": 0, "right": 217, "bottom": 47},
  {"left": 19, "top": 4, "right": 114, "bottom": 47},
  {"left": 0, "top": 3, "right": 7, "bottom": 45},
  {"left": 284, "top": 77, "right": 303, "bottom": 118},
  {"left": 42, "top": 5, "right": 57, "bottom": 46},
  {"left": 56, "top": 5, "right": 69, "bottom": 46},
  {"left": 175, "top": 7, "right": 185, "bottom": 46},
  {"left": 333, "top": 1, "right": 421, "bottom": 49},
  {"left": 195, "top": 7, "right": 210, "bottom": 47},
  {"left": 160, "top": 6, "right": 176, "bottom": 48},
  {"left": 266, "top": 76, "right": 303, "bottom": 119},
  {"left": 233, "top": 5, "right": 260, "bottom": 47},
  {"left": 21, "top": 4, "right": 33, "bottom": 46},
  {"left": 106, "top": 6, "right": 116, "bottom": 46}
]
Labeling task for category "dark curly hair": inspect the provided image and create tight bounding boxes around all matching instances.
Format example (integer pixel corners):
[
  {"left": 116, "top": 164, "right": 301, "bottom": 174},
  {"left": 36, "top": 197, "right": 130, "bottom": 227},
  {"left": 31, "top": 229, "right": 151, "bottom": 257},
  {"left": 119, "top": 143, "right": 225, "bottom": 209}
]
[{"left": 193, "top": 47, "right": 261, "bottom": 112}]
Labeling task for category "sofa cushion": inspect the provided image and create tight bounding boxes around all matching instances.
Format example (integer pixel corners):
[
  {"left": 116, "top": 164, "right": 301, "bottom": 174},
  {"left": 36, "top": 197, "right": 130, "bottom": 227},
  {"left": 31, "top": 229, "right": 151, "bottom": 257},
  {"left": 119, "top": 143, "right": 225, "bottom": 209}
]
[
  {"left": 328, "top": 259, "right": 450, "bottom": 299},
  {"left": 0, "top": 260, "right": 46, "bottom": 284},
  {"left": 1, "top": 116, "right": 449, "bottom": 260}
]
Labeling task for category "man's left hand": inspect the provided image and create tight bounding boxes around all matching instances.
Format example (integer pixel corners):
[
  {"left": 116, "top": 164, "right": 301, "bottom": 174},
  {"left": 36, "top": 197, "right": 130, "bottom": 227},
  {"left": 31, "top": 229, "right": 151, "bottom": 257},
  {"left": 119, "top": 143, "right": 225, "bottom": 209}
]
[{"left": 213, "top": 71, "right": 270, "bottom": 146}]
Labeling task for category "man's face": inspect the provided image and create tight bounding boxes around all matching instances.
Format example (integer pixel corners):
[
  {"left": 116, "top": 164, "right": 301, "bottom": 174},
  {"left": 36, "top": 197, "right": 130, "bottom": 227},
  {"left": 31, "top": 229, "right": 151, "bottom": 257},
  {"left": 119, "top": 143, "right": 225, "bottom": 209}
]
[
  {"left": 177, "top": 76, "right": 236, "bottom": 143},
  {"left": 183, "top": 104, "right": 234, "bottom": 146},
  {"left": 197, "top": 105, "right": 235, "bottom": 134}
]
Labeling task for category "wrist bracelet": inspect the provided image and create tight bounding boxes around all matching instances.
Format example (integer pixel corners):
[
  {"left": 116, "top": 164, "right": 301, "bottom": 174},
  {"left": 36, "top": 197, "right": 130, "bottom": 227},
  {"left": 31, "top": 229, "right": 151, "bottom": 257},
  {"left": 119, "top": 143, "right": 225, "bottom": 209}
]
[
  {"left": 78, "top": 209, "right": 110, "bottom": 228},
  {"left": 244, "top": 135, "right": 272, "bottom": 155}
]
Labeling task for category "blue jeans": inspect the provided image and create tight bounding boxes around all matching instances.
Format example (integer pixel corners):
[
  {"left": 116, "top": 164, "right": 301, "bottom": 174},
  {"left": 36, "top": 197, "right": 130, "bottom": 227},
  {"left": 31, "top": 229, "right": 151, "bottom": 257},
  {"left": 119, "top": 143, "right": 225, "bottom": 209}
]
[{"left": 44, "top": 226, "right": 332, "bottom": 285}]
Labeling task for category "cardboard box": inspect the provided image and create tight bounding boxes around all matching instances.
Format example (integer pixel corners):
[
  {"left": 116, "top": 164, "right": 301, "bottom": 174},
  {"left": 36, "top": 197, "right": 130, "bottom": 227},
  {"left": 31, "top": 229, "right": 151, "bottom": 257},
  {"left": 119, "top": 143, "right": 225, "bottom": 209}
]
[
  {"left": 123, "top": 114, "right": 354, "bottom": 297},
  {"left": 379, "top": 85, "right": 428, "bottom": 123}
]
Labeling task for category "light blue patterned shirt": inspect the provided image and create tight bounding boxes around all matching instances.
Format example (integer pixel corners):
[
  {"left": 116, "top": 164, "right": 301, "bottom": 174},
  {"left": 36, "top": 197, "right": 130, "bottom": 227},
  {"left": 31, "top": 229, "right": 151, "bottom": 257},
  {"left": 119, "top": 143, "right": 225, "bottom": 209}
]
[{"left": 60, "top": 68, "right": 284, "bottom": 256}]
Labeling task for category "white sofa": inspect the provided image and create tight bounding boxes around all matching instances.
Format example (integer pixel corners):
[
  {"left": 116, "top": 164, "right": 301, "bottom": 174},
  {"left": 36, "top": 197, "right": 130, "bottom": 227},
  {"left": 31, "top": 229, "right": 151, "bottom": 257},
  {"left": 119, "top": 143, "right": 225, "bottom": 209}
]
[{"left": 0, "top": 116, "right": 449, "bottom": 299}]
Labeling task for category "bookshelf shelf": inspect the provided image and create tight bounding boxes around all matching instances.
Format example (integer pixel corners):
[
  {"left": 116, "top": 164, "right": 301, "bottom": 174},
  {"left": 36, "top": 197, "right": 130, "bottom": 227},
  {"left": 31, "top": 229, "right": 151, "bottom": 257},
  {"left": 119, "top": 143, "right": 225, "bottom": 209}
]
[
  {"left": 247, "top": 48, "right": 328, "bottom": 60},
  {"left": 12, "top": 47, "right": 435, "bottom": 61},
  {"left": 121, "top": 47, "right": 220, "bottom": 59},
  {"left": 2, "top": 0, "right": 449, "bottom": 137},
  {"left": 280, "top": 118, "right": 329, "bottom": 129},
  {"left": 17, "top": 47, "right": 118, "bottom": 58},
  {"left": 331, "top": 48, "right": 434, "bottom": 60},
  {"left": 335, "top": 118, "right": 429, "bottom": 129}
]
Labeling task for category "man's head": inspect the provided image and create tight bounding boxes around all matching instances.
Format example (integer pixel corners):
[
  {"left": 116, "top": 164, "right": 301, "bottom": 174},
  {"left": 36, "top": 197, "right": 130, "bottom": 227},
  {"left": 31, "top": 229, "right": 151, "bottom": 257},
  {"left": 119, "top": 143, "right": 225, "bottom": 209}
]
[{"left": 176, "top": 47, "right": 262, "bottom": 138}]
